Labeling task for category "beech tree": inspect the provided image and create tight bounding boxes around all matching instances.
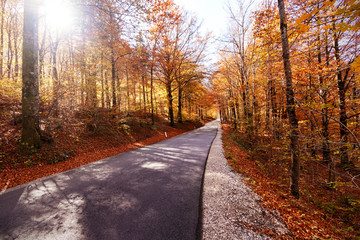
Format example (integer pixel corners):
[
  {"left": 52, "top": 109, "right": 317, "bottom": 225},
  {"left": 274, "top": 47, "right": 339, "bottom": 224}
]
[
  {"left": 277, "top": 0, "right": 300, "bottom": 199},
  {"left": 22, "top": 0, "right": 41, "bottom": 148}
]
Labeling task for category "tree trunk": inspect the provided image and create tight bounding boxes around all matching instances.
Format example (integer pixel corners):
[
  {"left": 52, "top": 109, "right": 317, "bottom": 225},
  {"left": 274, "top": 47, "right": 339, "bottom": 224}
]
[
  {"left": 229, "top": 89, "right": 237, "bottom": 129},
  {"left": 142, "top": 75, "right": 146, "bottom": 112},
  {"left": 317, "top": 30, "right": 331, "bottom": 164},
  {"left": 111, "top": 52, "right": 117, "bottom": 107},
  {"left": 22, "top": 0, "right": 41, "bottom": 148},
  {"left": 166, "top": 80, "right": 174, "bottom": 126},
  {"left": 7, "top": 23, "right": 13, "bottom": 79},
  {"left": 126, "top": 66, "right": 130, "bottom": 112},
  {"left": 14, "top": 13, "right": 19, "bottom": 80},
  {"left": 39, "top": 26, "right": 46, "bottom": 85},
  {"left": 178, "top": 87, "right": 183, "bottom": 123},
  {"left": 334, "top": 28, "right": 350, "bottom": 168},
  {"left": 51, "top": 41, "right": 59, "bottom": 117},
  {"left": 116, "top": 75, "right": 121, "bottom": 111},
  {"left": 0, "top": 0, "right": 6, "bottom": 77},
  {"left": 278, "top": 0, "right": 300, "bottom": 199},
  {"left": 101, "top": 55, "right": 105, "bottom": 108},
  {"left": 245, "top": 75, "right": 253, "bottom": 135},
  {"left": 150, "top": 65, "right": 155, "bottom": 125}
]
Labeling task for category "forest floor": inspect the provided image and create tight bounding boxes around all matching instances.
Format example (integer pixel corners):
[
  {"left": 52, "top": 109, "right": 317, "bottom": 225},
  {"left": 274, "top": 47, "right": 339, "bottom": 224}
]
[
  {"left": 222, "top": 124, "right": 360, "bottom": 239},
  {"left": 0, "top": 110, "right": 208, "bottom": 191}
]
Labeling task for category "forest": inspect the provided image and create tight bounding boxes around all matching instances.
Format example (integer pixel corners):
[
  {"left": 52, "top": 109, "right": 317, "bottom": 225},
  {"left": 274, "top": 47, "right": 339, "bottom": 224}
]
[
  {"left": 0, "top": 0, "right": 215, "bottom": 173},
  {"left": 213, "top": 0, "right": 360, "bottom": 237},
  {"left": 0, "top": 0, "right": 360, "bottom": 238}
]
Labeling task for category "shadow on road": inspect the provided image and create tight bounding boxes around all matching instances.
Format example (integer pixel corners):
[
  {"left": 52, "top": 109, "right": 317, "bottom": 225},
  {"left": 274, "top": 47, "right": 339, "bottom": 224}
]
[{"left": 0, "top": 121, "right": 219, "bottom": 240}]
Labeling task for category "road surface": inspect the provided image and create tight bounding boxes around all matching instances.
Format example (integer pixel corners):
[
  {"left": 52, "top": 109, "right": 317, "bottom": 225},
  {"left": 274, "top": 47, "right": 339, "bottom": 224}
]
[{"left": 0, "top": 121, "right": 218, "bottom": 240}]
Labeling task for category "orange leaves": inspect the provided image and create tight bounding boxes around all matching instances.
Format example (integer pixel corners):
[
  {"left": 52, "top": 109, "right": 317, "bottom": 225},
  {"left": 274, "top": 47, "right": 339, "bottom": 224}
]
[
  {"left": 352, "top": 56, "right": 360, "bottom": 74},
  {"left": 295, "top": 12, "right": 313, "bottom": 26},
  {"left": 148, "top": 0, "right": 181, "bottom": 26},
  {"left": 221, "top": 125, "right": 360, "bottom": 239}
]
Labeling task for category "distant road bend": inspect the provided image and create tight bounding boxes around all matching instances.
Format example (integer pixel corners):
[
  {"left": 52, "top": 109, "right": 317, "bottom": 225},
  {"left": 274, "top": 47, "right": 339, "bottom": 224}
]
[{"left": 0, "top": 120, "right": 218, "bottom": 240}]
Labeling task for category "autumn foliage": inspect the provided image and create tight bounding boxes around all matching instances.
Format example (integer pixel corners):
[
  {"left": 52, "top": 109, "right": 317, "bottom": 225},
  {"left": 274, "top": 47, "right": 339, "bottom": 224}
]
[
  {"left": 213, "top": 0, "right": 360, "bottom": 237},
  {"left": 0, "top": 1, "right": 215, "bottom": 186}
]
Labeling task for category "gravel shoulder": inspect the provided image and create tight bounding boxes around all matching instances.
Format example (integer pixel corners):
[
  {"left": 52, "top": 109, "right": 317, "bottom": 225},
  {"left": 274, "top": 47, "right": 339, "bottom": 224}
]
[{"left": 202, "top": 122, "right": 290, "bottom": 239}]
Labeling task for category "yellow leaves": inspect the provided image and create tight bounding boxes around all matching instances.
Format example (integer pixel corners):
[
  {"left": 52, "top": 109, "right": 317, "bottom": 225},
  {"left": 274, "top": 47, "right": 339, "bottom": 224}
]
[
  {"left": 295, "top": 13, "right": 312, "bottom": 26},
  {"left": 337, "top": 22, "right": 352, "bottom": 32},
  {"left": 352, "top": 56, "right": 360, "bottom": 73},
  {"left": 295, "top": 7, "right": 322, "bottom": 26},
  {"left": 297, "top": 24, "right": 310, "bottom": 34}
]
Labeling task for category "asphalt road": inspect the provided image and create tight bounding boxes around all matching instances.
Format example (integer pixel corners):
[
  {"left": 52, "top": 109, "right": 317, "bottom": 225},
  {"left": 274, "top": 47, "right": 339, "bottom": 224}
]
[{"left": 0, "top": 120, "right": 218, "bottom": 240}]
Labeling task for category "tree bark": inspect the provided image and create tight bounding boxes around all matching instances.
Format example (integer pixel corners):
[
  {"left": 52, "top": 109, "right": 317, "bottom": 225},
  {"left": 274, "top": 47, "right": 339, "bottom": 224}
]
[
  {"left": 0, "top": 0, "right": 6, "bottom": 77},
  {"left": 111, "top": 50, "right": 117, "bottom": 107},
  {"left": 14, "top": 13, "right": 19, "bottom": 80},
  {"left": 22, "top": 0, "right": 41, "bottom": 148},
  {"left": 150, "top": 65, "right": 155, "bottom": 125},
  {"left": 51, "top": 40, "right": 59, "bottom": 117},
  {"left": 101, "top": 55, "right": 105, "bottom": 108},
  {"left": 277, "top": 0, "right": 300, "bottom": 199},
  {"left": 166, "top": 81, "right": 174, "bottom": 126},
  {"left": 142, "top": 75, "right": 146, "bottom": 112},
  {"left": 334, "top": 26, "right": 350, "bottom": 167},
  {"left": 7, "top": 22, "right": 13, "bottom": 79},
  {"left": 322, "top": 28, "right": 334, "bottom": 183},
  {"left": 178, "top": 86, "right": 183, "bottom": 123}
]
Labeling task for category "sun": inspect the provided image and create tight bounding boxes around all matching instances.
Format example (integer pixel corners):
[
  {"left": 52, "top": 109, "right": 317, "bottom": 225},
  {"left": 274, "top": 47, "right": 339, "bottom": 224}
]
[{"left": 41, "top": 0, "right": 76, "bottom": 32}]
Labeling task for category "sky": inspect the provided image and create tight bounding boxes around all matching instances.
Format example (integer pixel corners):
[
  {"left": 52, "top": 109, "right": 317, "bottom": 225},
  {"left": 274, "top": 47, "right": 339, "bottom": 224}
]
[
  {"left": 173, "top": 0, "right": 261, "bottom": 62},
  {"left": 174, "top": 0, "right": 230, "bottom": 38},
  {"left": 173, "top": 0, "right": 233, "bottom": 64}
]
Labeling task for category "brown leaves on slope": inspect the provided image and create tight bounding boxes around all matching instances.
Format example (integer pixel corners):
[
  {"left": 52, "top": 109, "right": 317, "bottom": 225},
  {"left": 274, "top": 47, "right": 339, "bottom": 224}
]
[
  {"left": 0, "top": 119, "right": 202, "bottom": 191},
  {"left": 222, "top": 124, "right": 356, "bottom": 239}
]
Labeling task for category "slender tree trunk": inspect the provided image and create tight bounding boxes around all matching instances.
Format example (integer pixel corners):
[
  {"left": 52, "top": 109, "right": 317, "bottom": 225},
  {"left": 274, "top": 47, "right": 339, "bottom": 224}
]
[
  {"left": 7, "top": 24, "right": 13, "bottom": 79},
  {"left": 105, "top": 71, "right": 110, "bottom": 109},
  {"left": 166, "top": 80, "right": 174, "bottom": 126},
  {"left": 51, "top": 41, "right": 59, "bottom": 117},
  {"left": 278, "top": 0, "right": 300, "bottom": 199},
  {"left": 14, "top": 14, "right": 19, "bottom": 81},
  {"left": 116, "top": 75, "right": 121, "bottom": 111},
  {"left": 111, "top": 51, "right": 117, "bottom": 107},
  {"left": 317, "top": 31, "right": 331, "bottom": 163},
  {"left": 142, "top": 75, "right": 146, "bottom": 112},
  {"left": 81, "top": 63, "right": 85, "bottom": 106},
  {"left": 150, "top": 65, "right": 155, "bottom": 125},
  {"left": 319, "top": 28, "right": 335, "bottom": 184},
  {"left": 79, "top": 14, "right": 86, "bottom": 106},
  {"left": 22, "top": 0, "right": 41, "bottom": 148},
  {"left": 252, "top": 67, "right": 258, "bottom": 133},
  {"left": 245, "top": 75, "right": 253, "bottom": 135},
  {"left": 178, "top": 87, "right": 183, "bottom": 123},
  {"left": 265, "top": 77, "right": 270, "bottom": 130},
  {"left": 265, "top": 2, "right": 271, "bottom": 131},
  {"left": 0, "top": 0, "right": 6, "bottom": 77},
  {"left": 87, "top": 70, "right": 97, "bottom": 108},
  {"left": 126, "top": 66, "right": 130, "bottom": 112},
  {"left": 69, "top": 39, "right": 76, "bottom": 111},
  {"left": 230, "top": 89, "right": 237, "bottom": 129},
  {"left": 333, "top": 21, "right": 350, "bottom": 168},
  {"left": 137, "top": 79, "right": 141, "bottom": 111},
  {"left": 38, "top": 26, "right": 46, "bottom": 85},
  {"left": 101, "top": 55, "right": 105, "bottom": 108}
]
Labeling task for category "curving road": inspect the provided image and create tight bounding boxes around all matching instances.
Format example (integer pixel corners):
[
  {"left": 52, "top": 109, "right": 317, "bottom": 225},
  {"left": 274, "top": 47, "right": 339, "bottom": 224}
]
[{"left": 0, "top": 121, "right": 218, "bottom": 240}]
